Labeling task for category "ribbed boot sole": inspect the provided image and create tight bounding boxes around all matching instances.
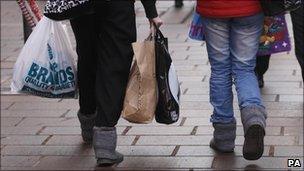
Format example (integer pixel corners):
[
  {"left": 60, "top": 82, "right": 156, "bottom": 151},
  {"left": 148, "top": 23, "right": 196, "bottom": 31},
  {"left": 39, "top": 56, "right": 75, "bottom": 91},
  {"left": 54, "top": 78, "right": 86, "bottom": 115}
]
[
  {"left": 210, "top": 139, "right": 234, "bottom": 153},
  {"left": 243, "top": 124, "right": 265, "bottom": 160},
  {"left": 97, "top": 157, "right": 124, "bottom": 167}
]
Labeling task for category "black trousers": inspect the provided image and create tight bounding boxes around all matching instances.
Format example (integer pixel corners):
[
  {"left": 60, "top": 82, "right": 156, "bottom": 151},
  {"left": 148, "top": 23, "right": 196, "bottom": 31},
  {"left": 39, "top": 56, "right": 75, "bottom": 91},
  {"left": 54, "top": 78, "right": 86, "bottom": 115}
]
[
  {"left": 70, "top": 1, "right": 136, "bottom": 127},
  {"left": 290, "top": 4, "right": 304, "bottom": 81},
  {"left": 255, "top": 55, "right": 271, "bottom": 78}
]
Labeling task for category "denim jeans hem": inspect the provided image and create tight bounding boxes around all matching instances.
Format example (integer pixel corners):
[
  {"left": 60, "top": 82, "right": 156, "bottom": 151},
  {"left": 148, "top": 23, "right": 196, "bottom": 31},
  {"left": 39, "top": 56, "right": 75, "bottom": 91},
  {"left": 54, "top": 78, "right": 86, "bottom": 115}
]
[{"left": 210, "top": 116, "right": 236, "bottom": 124}]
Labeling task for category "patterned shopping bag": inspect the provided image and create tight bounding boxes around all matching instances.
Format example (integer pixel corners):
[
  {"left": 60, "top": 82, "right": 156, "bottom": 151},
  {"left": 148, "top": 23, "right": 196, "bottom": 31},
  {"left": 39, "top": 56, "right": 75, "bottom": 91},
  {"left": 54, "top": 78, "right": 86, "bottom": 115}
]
[
  {"left": 258, "top": 14, "right": 291, "bottom": 56},
  {"left": 188, "top": 11, "right": 205, "bottom": 41}
]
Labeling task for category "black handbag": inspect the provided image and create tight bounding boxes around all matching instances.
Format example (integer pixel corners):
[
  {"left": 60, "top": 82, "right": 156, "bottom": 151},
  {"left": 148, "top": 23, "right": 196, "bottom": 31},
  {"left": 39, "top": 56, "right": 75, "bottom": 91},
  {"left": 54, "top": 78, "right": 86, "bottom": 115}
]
[
  {"left": 44, "top": 0, "right": 94, "bottom": 21},
  {"left": 260, "top": 0, "right": 302, "bottom": 16},
  {"left": 154, "top": 24, "right": 181, "bottom": 125}
]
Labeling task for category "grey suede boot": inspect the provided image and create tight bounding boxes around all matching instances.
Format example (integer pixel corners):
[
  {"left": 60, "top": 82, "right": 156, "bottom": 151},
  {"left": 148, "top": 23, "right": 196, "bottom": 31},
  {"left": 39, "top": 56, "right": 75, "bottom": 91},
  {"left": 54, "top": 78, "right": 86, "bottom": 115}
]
[
  {"left": 241, "top": 106, "right": 267, "bottom": 160},
  {"left": 77, "top": 111, "right": 96, "bottom": 143},
  {"left": 209, "top": 120, "right": 236, "bottom": 153},
  {"left": 93, "top": 127, "right": 123, "bottom": 166}
]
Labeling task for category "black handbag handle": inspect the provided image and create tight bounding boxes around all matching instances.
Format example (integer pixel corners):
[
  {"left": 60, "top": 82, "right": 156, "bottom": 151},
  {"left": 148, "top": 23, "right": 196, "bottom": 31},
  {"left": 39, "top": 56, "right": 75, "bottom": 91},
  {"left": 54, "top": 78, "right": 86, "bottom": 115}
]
[{"left": 152, "top": 22, "right": 166, "bottom": 41}]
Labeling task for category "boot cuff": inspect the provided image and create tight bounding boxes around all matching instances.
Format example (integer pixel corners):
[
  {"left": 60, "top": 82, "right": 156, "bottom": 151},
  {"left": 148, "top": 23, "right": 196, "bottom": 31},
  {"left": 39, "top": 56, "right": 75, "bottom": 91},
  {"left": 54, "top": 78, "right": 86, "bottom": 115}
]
[
  {"left": 93, "top": 126, "right": 116, "bottom": 132},
  {"left": 77, "top": 111, "right": 97, "bottom": 130},
  {"left": 212, "top": 118, "right": 236, "bottom": 128},
  {"left": 241, "top": 105, "right": 267, "bottom": 134},
  {"left": 77, "top": 110, "right": 97, "bottom": 121}
]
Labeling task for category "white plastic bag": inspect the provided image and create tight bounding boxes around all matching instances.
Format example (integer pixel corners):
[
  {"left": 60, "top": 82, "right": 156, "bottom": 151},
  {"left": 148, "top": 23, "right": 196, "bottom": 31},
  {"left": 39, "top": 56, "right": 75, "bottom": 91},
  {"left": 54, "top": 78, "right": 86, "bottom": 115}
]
[{"left": 11, "top": 17, "right": 77, "bottom": 98}]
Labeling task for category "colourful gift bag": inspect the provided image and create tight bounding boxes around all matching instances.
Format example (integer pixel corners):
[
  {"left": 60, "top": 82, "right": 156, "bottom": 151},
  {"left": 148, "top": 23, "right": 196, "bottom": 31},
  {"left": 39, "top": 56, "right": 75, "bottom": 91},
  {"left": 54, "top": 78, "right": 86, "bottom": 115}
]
[
  {"left": 188, "top": 11, "right": 205, "bottom": 41},
  {"left": 257, "top": 14, "right": 291, "bottom": 56}
]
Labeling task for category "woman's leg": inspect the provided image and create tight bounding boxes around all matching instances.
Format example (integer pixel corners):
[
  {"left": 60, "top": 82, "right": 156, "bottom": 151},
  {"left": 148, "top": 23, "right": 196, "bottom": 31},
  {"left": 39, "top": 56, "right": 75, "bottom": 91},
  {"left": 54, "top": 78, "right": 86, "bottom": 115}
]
[
  {"left": 201, "top": 17, "right": 236, "bottom": 153},
  {"left": 92, "top": 1, "right": 136, "bottom": 166},
  {"left": 70, "top": 15, "right": 98, "bottom": 115},
  {"left": 290, "top": 4, "right": 304, "bottom": 81},
  {"left": 70, "top": 14, "right": 98, "bottom": 143},
  {"left": 230, "top": 13, "right": 267, "bottom": 160},
  {"left": 202, "top": 17, "right": 234, "bottom": 124},
  {"left": 175, "top": 0, "right": 184, "bottom": 8},
  {"left": 255, "top": 55, "right": 271, "bottom": 88},
  {"left": 94, "top": 1, "right": 136, "bottom": 128}
]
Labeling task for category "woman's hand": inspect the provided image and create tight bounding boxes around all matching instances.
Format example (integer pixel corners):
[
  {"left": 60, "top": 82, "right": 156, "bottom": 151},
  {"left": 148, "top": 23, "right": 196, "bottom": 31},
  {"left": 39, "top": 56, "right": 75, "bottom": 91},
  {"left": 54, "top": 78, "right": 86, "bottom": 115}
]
[{"left": 149, "top": 16, "right": 163, "bottom": 28}]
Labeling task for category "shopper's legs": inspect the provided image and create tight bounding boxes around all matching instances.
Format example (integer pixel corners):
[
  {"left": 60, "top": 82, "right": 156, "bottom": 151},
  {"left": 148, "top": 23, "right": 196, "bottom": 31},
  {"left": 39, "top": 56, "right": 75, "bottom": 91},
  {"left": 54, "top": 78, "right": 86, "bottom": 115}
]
[
  {"left": 70, "top": 14, "right": 99, "bottom": 143},
  {"left": 92, "top": 1, "right": 136, "bottom": 166},
  {"left": 70, "top": 14, "right": 98, "bottom": 115},
  {"left": 202, "top": 17, "right": 234, "bottom": 124},
  {"left": 230, "top": 13, "right": 265, "bottom": 109},
  {"left": 255, "top": 55, "right": 271, "bottom": 77},
  {"left": 175, "top": 0, "right": 184, "bottom": 8},
  {"left": 94, "top": 1, "right": 136, "bottom": 128},
  {"left": 255, "top": 55, "right": 271, "bottom": 88},
  {"left": 290, "top": 4, "right": 304, "bottom": 81},
  {"left": 201, "top": 17, "right": 236, "bottom": 152},
  {"left": 230, "top": 13, "right": 267, "bottom": 160}
]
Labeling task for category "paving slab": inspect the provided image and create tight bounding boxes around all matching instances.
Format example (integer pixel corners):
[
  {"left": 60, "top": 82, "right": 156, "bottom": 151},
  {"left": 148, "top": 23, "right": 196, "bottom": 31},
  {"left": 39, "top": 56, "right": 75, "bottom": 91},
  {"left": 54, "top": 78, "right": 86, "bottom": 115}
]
[
  {"left": 212, "top": 156, "right": 304, "bottom": 170},
  {"left": 177, "top": 146, "right": 270, "bottom": 157},
  {"left": 39, "top": 126, "right": 125, "bottom": 135},
  {"left": 45, "top": 135, "right": 135, "bottom": 146},
  {"left": 117, "top": 157, "right": 213, "bottom": 169},
  {"left": 1, "top": 126, "right": 42, "bottom": 135},
  {"left": 0, "top": 109, "right": 68, "bottom": 117},
  {"left": 1, "top": 145, "right": 93, "bottom": 156},
  {"left": 1, "top": 135, "right": 48, "bottom": 145},
  {"left": 0, "top": 156, "right": 41, "bottom": 167}
]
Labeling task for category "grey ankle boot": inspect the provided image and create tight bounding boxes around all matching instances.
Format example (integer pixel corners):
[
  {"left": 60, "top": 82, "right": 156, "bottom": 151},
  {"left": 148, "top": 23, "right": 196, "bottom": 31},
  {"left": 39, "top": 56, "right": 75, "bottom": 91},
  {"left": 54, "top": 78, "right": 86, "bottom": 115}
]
[
  {"left": 209, "top": 120, "right": 236, "bottom": 153},
  {"left": 93, "top": 127, "right": 123, "bottom": 166},
  {"left": 77, "top": 111, "right": 96, "bottom": 143},
  {"left": 241, "top": 106, "right": 267, "bottom": 160}
]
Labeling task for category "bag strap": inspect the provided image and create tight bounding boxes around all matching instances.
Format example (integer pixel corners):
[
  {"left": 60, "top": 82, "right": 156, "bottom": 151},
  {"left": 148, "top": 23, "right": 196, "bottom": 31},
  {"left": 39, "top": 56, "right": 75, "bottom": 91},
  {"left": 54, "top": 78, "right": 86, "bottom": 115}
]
[{"left": 152, "top": 22, "right": 165, "bottom": 41}]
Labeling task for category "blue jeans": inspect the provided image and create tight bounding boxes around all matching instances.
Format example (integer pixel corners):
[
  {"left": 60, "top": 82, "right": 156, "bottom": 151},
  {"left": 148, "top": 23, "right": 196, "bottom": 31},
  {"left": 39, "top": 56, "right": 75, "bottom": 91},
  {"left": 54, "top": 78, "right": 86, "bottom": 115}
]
[{"left": 201, "top": 13, "right": 265, "bottom": 124}]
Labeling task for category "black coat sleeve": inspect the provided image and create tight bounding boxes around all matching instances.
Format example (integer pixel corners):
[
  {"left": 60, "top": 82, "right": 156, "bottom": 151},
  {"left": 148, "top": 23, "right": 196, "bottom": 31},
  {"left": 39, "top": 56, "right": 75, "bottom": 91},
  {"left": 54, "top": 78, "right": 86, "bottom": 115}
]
[{"left": 141, "top": 0, "right": 158, "bottom": 19}]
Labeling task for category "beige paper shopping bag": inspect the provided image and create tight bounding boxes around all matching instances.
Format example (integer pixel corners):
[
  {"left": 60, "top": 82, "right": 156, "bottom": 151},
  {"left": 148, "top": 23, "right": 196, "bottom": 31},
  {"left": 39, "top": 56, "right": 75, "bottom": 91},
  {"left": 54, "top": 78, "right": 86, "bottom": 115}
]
[{"left": 122, "top": 40, "right": 157, "bottom": 124}]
